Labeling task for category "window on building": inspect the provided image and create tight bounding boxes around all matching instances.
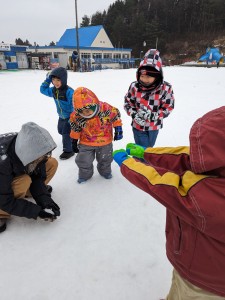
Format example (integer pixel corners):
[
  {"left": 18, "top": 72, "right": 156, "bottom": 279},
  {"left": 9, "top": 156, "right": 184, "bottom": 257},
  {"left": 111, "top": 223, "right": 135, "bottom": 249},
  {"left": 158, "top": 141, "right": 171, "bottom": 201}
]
[
  {"left": 92, "top": 53, "right": 102, "bottom": 59},
  {"left": 113, "top": 54, "right": 121, "bottom": 59},
  {"left": 5, "top": 55, "right": 16, "bottom": 62},
  {"left": 103, "top": 53, "right": 112, "bottom": 59},
  {"left": 4, "top": 55, "right": 11, "bottom": 62},
  {"left": 81, "top": 53, "right": 90, "bottom": 59}
]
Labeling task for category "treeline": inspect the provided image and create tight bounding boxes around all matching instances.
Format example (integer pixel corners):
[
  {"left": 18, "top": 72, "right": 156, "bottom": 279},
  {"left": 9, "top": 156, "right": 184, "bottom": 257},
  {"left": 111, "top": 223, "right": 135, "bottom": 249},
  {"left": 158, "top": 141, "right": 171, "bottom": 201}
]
[
  {"left": 81, "top": 0, "right": 225, "bottom": 56},
  {"left": 15, "top": 38, "right": 55, "bottom": 47},
  {"left": 15, "top": 38, "right": 32, "bottom": 46}
]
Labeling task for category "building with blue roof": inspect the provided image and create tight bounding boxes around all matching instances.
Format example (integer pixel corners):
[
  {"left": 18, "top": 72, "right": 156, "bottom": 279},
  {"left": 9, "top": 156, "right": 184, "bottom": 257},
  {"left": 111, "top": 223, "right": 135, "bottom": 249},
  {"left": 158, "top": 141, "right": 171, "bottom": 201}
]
[
  {"left": 28, "top": 25, "right": 134, "bottom": 70},
  {"left": 0, "top": 43, "right": 29, "bottom": 70},
  {"left": 57, "top": 25, "right": 113, "bottom": 48}
]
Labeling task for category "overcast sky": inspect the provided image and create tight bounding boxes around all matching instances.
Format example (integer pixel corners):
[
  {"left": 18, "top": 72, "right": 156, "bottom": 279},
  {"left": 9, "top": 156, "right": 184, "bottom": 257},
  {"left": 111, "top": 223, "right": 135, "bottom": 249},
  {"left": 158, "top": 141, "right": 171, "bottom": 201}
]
[{"left": 1, "top": 0, "right": 115, "bottom": 45}]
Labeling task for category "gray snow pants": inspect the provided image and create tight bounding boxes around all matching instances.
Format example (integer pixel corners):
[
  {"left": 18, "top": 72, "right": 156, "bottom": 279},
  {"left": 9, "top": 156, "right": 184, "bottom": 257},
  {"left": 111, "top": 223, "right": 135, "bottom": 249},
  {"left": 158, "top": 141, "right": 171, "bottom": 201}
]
[{"left": 75, "top": 143, "right": 113, "bottom": 180}]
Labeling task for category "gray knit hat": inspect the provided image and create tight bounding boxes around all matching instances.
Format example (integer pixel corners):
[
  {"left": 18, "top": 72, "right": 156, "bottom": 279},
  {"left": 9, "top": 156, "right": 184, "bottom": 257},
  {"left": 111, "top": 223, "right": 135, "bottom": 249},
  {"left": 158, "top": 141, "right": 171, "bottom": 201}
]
[{"left": 15, "top": 122, "right": 57, "bottom": 166}]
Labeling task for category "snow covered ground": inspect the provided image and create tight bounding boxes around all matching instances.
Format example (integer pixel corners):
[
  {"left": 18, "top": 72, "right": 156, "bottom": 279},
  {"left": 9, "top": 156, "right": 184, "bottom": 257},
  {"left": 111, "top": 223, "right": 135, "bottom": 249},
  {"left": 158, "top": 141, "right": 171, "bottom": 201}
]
[{"left": 0, "top": 66, "right": 224, "bottom": 300}]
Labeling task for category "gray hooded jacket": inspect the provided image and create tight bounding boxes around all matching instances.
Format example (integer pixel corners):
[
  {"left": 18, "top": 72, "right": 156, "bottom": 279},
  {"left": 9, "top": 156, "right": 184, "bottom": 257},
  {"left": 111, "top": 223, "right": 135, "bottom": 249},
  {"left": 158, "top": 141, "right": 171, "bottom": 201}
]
[
  {"left": 15, "top": 122, "right": 56, "bottom": 166},
  {"left": 0, "top": 122, "right": 57, "bottom": 219}
]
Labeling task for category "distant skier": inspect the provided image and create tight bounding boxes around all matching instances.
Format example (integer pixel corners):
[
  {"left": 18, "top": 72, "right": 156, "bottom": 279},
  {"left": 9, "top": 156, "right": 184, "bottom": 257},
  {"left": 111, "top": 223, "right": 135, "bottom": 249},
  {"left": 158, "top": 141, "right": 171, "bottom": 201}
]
[{"left": 72, "top": 50, "right": 79, "bottom": 72}]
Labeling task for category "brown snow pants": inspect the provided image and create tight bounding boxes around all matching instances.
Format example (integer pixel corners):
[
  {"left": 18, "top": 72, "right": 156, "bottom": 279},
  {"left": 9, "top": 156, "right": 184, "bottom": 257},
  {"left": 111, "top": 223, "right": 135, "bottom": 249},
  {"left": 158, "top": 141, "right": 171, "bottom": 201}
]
[
  {"left": 166, "top": 269, "right": 225, "bottom": 300},
  {"left": 0, "top": 157, "right": 58, "bottom": 218}
]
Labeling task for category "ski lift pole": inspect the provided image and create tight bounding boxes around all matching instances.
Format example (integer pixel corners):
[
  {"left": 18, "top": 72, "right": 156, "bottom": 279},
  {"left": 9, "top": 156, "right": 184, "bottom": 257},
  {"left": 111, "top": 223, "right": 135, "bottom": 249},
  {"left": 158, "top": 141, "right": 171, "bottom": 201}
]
[{"left": 75, "top": 0, "right": 80, "bottom": 70}]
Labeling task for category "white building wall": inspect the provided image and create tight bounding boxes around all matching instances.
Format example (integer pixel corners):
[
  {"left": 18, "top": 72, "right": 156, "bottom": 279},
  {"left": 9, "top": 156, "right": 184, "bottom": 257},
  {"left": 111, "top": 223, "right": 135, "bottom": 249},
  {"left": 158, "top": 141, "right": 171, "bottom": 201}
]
[
  {"left": 58, "top": 53, "right": 69, "bottom": 68},
  {"left": 91, "top": 28, "right": 114, "bottom": 48},
  {"left": 28, "top": 48, "right": 131, "bottom": 60}
]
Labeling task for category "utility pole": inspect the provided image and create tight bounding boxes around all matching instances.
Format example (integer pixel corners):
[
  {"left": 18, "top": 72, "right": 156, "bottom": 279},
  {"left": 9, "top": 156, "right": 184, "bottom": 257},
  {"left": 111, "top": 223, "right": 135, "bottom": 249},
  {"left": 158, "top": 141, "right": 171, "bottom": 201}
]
[
  {"left": 156, "top": 37, "right": 158, "bottom": 49},
  {"left": 75, "top": 0, "right": 80, "bottom": 70}
]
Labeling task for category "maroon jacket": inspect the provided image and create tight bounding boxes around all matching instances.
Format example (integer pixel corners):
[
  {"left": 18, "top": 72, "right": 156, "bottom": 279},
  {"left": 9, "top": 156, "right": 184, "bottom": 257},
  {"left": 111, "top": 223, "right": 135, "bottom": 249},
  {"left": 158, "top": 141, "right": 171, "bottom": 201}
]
[{"left": 120, "top": 106, "right": 225, "bottom": 296}]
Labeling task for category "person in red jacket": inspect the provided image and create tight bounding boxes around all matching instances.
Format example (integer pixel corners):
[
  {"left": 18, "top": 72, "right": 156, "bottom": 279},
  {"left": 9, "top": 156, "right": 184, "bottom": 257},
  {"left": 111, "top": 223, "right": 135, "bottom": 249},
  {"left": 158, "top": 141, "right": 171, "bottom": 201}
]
[{"left": 113, "top": 106, "right": 225, "bottom": 299}]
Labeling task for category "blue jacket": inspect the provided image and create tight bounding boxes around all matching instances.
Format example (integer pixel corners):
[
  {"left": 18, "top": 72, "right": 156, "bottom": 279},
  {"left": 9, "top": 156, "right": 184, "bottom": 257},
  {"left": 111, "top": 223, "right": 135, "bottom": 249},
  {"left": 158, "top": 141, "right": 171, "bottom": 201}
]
[
  {"left": 40, "top": 67, "right": 74, "bottom": 119},
  {"left": 72, "top": 51, "right": 78, "bottom": 62}
]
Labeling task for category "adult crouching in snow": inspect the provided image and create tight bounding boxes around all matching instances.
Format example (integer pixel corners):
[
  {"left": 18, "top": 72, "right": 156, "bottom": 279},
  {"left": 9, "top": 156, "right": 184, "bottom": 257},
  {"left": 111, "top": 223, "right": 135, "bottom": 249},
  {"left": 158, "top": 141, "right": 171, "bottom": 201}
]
[{"left": 0, "top": 122, "right": 60, "bottom": 233}]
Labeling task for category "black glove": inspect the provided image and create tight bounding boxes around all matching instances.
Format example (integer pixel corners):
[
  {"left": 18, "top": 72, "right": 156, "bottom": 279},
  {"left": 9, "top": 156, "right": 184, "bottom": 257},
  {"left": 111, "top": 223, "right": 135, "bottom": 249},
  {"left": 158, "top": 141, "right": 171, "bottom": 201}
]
[
  {"left": 131, "top": 112, "right": 146, "bottom": 126},
  {"left": 35, "top": 195, "right": 60, "bottom": 216},
  {"left": 134, "top": 114, "right": 146, "bottom": 126},
  {"left": 38, "top": 210, "right": 56, "bottom": 222},
  {"left": 72, "top": 139, "right": 79, "bottom": 153},
  {"left": 138, "top": 109, "right": 158, "bottom": 121},
  {"left": 46, "top": 200, "right": 60, "bottom": 216},
  {"left": 114, "top": 126, "right": 123, "bottom": 141}
]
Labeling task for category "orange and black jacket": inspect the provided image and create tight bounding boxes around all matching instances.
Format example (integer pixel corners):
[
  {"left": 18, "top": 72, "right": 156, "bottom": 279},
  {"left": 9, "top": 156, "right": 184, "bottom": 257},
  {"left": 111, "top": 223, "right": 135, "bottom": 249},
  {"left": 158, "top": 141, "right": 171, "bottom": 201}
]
[{"left": 70, "top": 87, "right": 122, "bottom": 146}]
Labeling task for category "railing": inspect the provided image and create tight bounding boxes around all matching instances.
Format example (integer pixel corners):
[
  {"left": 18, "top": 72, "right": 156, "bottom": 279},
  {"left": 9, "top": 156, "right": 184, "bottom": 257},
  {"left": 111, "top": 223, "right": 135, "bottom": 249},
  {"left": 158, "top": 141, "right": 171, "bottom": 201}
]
[
  {"left": 78, "top": 57, "right": 137, "bottom": 71},
  {"left": 91, "top": 58, "right": 136, "bottom": 64}
]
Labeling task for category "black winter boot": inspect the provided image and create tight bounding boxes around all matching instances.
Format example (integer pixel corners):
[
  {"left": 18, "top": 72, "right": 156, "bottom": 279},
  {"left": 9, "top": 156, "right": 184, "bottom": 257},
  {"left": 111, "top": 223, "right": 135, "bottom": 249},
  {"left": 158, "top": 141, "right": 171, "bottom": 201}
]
[
  {"left": 46, "top": 185, "right": 53, "bottom": 194},
  {"left": 59, "top": 151, "right": 75, "bottom": 160},
  {"left": 0, "top": 219, "right": 7, "bottom": 233}
]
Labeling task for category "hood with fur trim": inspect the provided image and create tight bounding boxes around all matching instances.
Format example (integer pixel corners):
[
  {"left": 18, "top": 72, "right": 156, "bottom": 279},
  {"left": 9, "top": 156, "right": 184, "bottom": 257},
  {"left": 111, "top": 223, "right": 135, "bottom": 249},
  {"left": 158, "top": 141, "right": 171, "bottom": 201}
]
[
  {"left": 190, "top": 106, "right": 225, "bottom": 176},
  {"left": 15, "top": 122, "right": 57, "bottom": 166}
]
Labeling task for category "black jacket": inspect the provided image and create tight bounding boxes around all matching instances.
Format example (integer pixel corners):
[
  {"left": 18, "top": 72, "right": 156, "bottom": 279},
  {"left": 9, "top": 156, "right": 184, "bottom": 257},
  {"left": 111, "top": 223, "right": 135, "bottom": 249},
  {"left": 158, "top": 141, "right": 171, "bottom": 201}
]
[{"left": 0, "top": 133, "right": 50, "bottom": 219}]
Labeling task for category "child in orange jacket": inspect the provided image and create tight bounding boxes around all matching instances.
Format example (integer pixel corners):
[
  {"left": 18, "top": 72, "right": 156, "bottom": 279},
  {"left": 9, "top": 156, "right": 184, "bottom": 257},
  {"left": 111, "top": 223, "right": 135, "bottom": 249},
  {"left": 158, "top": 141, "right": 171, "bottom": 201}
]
[{"left": 70, "top": 87, "right": 123, "bottom": 183}]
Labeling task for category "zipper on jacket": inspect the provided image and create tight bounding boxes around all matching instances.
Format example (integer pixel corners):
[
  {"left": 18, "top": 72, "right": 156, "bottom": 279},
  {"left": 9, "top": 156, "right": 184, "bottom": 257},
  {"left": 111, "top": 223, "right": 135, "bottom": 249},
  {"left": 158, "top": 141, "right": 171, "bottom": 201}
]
[
  {"left": 56, "top": 89, "right": 64, "bottom": 118},
  {"left": 174, "top": 216, "right": 182, "bottom": 254}
]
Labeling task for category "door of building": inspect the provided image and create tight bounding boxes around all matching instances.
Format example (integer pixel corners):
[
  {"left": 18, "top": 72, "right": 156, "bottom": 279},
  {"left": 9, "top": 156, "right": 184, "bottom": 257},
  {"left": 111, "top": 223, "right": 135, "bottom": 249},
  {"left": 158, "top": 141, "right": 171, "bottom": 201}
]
[
  {"left": 0, "top": 52, "right": 6, "bottom": 69},
  {"left": 16, "top": 53, "right": 29, "bottom": 69},
  {"left": 58, "top": 53, "right": 68, "bottom": 68}
]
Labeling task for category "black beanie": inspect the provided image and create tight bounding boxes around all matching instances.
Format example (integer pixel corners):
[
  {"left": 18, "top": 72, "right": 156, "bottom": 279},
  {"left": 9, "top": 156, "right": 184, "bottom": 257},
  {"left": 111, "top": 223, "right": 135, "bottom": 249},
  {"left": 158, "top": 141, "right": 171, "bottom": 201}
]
[
  {"left": 137, "top": 66, "right": 162, "bottom": 89},
  {"left": 138, "top": 66, "right": 161, "bottom": 79}
]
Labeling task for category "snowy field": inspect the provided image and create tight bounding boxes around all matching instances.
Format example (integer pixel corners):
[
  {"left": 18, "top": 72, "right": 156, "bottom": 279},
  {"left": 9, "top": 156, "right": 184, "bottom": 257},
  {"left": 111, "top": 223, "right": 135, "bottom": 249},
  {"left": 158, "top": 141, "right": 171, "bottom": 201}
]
[{"left": 0, "top": 66, "right": 224, "bottom": 300}]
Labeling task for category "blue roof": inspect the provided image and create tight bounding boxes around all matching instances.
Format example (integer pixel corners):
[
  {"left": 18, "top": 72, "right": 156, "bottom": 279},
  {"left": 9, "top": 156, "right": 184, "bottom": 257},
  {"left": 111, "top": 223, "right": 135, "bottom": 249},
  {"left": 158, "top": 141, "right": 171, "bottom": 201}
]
[
  {"left": 10, "top": 46, "right": 28, "bottom": 52},
  {"left": 57, "top": 25, "right": 103, "bottom": 47}
]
